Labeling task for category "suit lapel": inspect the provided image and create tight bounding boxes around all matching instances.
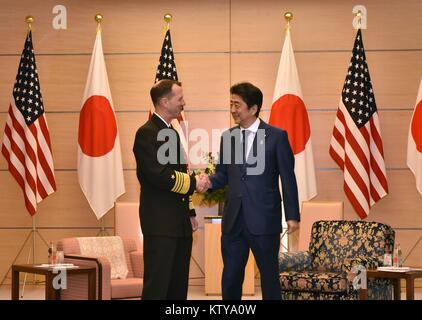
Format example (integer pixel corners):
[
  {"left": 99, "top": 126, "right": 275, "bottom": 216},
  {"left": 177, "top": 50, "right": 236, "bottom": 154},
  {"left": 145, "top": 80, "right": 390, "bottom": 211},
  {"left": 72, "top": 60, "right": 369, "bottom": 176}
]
[
  {"left": 229, "top": 126, "right": 244, "bottom": 173},
  {"left": 229, "top": 120, "right": 270, "bottom": 172}
]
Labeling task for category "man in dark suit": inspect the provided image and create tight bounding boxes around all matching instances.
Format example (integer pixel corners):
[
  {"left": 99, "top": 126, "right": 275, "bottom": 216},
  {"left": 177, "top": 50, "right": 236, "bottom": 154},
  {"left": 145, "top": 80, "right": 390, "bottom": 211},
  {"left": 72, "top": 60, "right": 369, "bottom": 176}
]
[
  {"left": 206, "top": 82, "right": 300, "bottom": 300},
  {"left": 133, "top": 80, "right": 207, "bottom": 299}
]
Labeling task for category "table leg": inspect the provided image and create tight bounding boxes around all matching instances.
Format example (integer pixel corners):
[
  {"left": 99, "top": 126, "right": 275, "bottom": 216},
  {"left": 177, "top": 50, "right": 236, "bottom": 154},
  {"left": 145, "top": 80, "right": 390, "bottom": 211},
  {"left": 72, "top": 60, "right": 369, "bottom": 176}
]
[
  {"left": 11, "top": 269, "right": 19, "bottom": 300},
  {"left": 393, "top": 279, "right": 401, "bottom": 300},
  {"left": 359, "top": 288, "right": 368, "bottom": 300},
  {"left": 405, "top": 277, "right": 415, "bottom": 300},
  {"left": 45, "top": 273, "right": 60, "bottom": 300},
  {"left": 88, "top": 270, "right": 96, "bottom": 300},
  {"left": 45, "top": 273, "right": 53, "bottom": 300}
]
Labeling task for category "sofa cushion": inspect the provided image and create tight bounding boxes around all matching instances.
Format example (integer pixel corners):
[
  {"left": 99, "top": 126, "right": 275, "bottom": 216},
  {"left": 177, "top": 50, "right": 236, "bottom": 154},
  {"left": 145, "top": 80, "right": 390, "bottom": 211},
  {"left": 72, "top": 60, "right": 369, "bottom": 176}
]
[
  {"left": 280, "top": 271, "right": 348, "bottom": 293},
  {"left": 111, "top": 278, "right": 143, "bottom": 299}
]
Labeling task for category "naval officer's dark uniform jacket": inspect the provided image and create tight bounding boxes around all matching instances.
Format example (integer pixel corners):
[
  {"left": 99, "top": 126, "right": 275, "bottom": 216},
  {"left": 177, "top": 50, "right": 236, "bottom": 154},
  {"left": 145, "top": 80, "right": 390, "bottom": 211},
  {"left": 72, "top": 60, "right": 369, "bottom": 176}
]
[{"left": 133, "top": 113, "right": 196, "bottom": 300}]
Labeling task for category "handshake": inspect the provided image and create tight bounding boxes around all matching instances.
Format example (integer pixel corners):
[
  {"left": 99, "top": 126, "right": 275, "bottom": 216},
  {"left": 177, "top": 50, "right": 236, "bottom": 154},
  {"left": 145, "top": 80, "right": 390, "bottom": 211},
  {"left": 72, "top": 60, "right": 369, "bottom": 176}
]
[{"left": 195, "top": 173, "right": 212, "bottom": 193}]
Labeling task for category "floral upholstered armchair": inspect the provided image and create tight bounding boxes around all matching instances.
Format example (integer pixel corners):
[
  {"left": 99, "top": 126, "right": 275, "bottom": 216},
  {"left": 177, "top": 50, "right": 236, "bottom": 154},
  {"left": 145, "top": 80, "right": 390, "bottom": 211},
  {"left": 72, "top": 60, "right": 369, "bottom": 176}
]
[{"left": 279, "top": 220, "right": 395, "bottom": 300}]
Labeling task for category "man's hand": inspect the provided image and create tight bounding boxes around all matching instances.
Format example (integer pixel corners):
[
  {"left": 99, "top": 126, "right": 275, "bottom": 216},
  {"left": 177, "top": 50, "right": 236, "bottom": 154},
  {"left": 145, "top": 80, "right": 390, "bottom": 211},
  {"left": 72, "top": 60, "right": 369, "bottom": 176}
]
[
  {"left": 195, "top": 173, "right": 212, "bottom": 193},
  {"left": 190, "top": 216, "right": 199, "bottom": 232},
  {"left": 286, "top": 220, "right": 299, "bottom": 234}
]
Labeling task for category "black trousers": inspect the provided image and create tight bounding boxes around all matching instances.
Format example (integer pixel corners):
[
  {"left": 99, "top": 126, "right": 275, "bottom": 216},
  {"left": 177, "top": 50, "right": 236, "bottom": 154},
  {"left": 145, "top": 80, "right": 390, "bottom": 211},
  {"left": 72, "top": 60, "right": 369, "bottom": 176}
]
[
  {"left": 221, "top": 208, "right": 281, "bottom": 300},
  {"left": 142, "top": 235, "right": 192, "bottom": 300}
]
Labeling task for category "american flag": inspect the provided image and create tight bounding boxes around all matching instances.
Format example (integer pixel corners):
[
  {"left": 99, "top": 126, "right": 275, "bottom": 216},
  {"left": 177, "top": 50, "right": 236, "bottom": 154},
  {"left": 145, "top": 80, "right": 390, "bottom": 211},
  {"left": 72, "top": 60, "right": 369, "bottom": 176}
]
[
  {"left": 155, "top": 29, "right": 178, "bottom": 82},
  {"left": 1, "top": 31, "right": 56, "bottom": 215},
  {"left": 153, "top": 28, "right": 189, "bottom": 159},
  {"left": 329, "top": 29, "right": 388, "bottom": 219}
]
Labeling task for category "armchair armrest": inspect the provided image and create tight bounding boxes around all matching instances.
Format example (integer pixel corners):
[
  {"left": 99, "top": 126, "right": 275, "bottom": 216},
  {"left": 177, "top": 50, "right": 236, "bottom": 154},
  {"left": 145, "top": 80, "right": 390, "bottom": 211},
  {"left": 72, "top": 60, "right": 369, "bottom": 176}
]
[
  {"left": 342, "top": 256, "right": 381, "bottom": 293},
  {"left": 130, "top": 251, "right": 144, "bottom": 278},
  {"left": 63, "top": 254, "right": 111, "bottom": 300},
  {"left": 341, "top": 256, "right": 380, "bottom": 273},
  {"left": 342, "top": 256, "right": 394, "bottom": 299},
  {"left": 279, "top": 251, "right": 313, "bottom": 272}
]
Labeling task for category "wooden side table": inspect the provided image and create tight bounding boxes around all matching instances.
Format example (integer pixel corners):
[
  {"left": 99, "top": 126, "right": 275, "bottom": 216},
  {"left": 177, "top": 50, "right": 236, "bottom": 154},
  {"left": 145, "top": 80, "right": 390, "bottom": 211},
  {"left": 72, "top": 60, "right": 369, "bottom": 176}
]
[
  {"left": 12, "top": 264, "right": 96, "bottom": 300},
  {"left": 359, "top": 269, "right": 422, "bottom": 300}
]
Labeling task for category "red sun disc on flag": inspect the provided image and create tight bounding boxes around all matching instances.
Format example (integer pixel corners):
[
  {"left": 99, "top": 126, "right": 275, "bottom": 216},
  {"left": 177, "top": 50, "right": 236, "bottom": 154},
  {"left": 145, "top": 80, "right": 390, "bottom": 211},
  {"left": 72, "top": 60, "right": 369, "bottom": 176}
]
[
  {"left": 269, "top": 94, "right": 311, "bottom": 154},
  {"left": 411, "top": 100, "right": 422, "bottom": 153},
  {"left": 78, "top": 95, "right": 117, "bottom": 157}
]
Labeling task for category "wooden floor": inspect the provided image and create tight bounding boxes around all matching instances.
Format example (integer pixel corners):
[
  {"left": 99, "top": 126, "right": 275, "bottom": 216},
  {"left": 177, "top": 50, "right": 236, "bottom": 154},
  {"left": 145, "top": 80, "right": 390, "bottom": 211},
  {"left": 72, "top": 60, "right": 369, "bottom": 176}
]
[
  {"left": 0, "top": 283, "right": 262, "bottom": 300},
  {"left": 1, "top": 283, "right": 422, "bottom": 300}
]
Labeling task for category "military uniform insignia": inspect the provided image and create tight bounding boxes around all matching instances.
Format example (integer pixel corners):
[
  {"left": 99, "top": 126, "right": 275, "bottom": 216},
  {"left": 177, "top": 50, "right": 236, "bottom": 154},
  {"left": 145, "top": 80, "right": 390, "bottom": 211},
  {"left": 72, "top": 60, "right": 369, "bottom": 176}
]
[{"left": 170, "top": 171, "right": 191, "bottom": 194}]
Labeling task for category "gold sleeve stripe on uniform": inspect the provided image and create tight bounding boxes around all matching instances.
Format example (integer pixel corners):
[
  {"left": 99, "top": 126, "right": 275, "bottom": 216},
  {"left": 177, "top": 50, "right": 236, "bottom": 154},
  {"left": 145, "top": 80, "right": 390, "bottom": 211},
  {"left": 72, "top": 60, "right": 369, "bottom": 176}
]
[
  {"left": 171, "top": 171, "right": 191, "bottom": 194},
  {"left": 175, "top": 172, "right": 184, "bottom": 193},
  {"left": 189, "top": 196, "right": 195, "bottom": 210},
  {"left": 179, "top": 172, "right": 191, "bottom": 194},
  {"left": 171, "top": 171, "right": 182, "bottom": 193}
]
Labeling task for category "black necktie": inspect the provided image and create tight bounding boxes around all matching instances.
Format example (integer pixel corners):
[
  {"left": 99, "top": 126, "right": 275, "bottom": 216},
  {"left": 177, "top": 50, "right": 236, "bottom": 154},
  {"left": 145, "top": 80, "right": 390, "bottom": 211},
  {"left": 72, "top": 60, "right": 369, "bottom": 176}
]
[{"left": 242, "top": 130, "right": 249, "bottom": 164}]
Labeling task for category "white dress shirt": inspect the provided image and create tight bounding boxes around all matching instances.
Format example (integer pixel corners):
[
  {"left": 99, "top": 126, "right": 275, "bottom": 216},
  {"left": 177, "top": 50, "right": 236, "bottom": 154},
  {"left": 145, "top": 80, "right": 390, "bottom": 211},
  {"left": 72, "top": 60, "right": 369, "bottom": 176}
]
[{"left": 240, "top": 117, "right": 260, "bottom": 159}]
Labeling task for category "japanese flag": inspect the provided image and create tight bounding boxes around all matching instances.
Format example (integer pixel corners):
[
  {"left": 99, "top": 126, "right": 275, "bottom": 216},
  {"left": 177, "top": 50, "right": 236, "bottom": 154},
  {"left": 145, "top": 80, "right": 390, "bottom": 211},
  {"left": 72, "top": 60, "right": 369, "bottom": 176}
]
[
  {"left": 77, "top": 31, "right": 125, "bottom": 219},
  {"left": 407, "top": 77, "right": 422, "bottom": 196}
]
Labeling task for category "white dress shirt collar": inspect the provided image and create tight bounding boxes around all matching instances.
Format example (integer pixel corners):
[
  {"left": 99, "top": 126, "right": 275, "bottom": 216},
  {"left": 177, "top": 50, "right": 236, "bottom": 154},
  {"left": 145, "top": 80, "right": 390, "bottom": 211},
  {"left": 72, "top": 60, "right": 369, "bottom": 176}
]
[
  {"left": 240, "top": 117, "right": 260, "bottom": 133},
  {"left": 154, "top": 112, "right": 171, "bottom": 128}
]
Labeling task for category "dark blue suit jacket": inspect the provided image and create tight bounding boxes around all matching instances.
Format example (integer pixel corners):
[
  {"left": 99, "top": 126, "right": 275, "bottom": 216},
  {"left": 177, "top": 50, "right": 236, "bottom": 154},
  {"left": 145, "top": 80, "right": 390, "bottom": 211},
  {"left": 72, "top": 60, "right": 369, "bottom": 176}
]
[{"left": 210, "top": 119, "right": 300, "bottom": 235}]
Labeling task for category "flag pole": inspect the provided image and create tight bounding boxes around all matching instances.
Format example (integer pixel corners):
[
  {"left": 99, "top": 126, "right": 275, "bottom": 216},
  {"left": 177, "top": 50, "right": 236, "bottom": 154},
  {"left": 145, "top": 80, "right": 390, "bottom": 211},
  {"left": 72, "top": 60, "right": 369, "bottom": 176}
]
[
  {"left": 277, "top": 11, "right": 295, "bottom": 254},
  {"left": 95, "top": 13, "right": 102, "bottom": 33},
  {"left": 0, "top": 16, "right": 50, "bottom": 291},
  {"left": 25, "top": 15, "right": 33, "bottom": 35},
  {"left": 164, "top": 13, "right": 172, "bottom": 32},
  {"left": 284, "top": 11, "right": 293, "bottom": 32},
  {"left": 21, "top": 15, "right": 53, "bottom": 291},
  {"left": 159, "top": 13, "right": 204, "bottom": 277},
  {"left": 27, "top": 16, "right": 37, "bottom": 273},
  {"left": 93, "top": 13, "right": 110, "bottom": 237}
]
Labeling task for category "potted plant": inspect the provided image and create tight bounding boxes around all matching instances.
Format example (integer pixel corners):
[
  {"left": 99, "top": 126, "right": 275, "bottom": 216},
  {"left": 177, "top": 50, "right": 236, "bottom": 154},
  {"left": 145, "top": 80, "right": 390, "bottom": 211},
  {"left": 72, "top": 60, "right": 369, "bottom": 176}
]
[{"left": 195, "top": 153, "right": 227, "bottom": 216}]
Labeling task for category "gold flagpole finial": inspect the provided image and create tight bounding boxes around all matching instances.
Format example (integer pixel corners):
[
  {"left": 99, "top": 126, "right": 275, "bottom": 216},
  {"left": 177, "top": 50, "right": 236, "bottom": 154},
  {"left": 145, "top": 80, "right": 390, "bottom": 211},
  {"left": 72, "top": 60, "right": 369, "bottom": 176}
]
[
  {"left": 25, "top": 15, "right": 34, "bottom": 33},
  {"left": 164, "top": 13, "right": 172, "bottom": 31},
  {"left": 284, "top": 12, "right": 293, "bottom": 31},
  {"left": 164, "top": 13, "right": 172, "bottom": 24},
  {"left": 354, "top": 10, "right": 362, "bottom": 29},
  {"left": 95, "top": 13, "right": 103, "bottom": 33}
]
